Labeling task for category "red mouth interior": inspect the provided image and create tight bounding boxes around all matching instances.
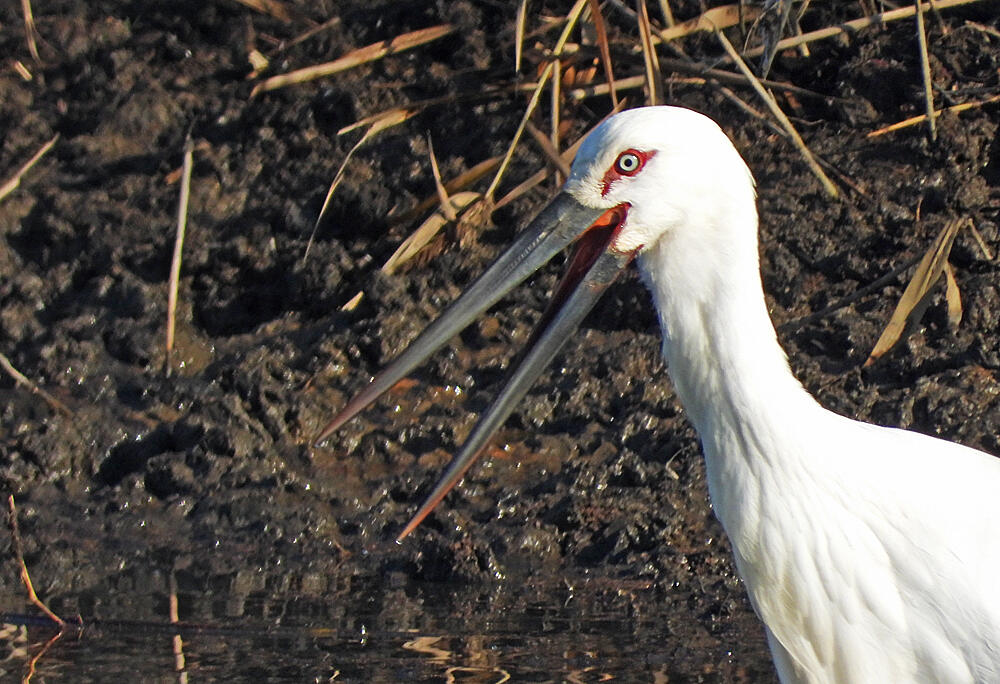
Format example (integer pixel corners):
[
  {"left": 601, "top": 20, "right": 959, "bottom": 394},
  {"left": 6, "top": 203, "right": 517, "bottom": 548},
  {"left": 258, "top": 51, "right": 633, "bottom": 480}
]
[
  {"left": 524, "top": 205, "right": 628, "bottom": 351},
  {"left": 552, "top": 205, "right": 627, "bottom": 308}
]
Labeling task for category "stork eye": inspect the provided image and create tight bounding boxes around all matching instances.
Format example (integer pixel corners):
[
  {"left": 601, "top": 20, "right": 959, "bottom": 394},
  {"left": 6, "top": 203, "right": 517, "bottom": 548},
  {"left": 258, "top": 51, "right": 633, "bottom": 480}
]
[{"left": 614, "top": 150, "right": 644, "bottom": 175}]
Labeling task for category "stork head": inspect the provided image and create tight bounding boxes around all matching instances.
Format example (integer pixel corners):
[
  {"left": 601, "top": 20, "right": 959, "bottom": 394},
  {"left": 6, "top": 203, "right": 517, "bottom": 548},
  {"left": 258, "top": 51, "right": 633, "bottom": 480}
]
[
  {"left": 566, "top": 106, "right": 756, "bottom": 257},
  {"left": 315, "top": 106, "right": 757, "bottom": 539}
]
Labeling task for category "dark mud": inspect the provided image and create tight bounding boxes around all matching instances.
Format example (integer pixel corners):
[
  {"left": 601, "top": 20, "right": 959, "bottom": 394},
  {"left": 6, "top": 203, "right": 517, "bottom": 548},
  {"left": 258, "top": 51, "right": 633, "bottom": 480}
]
[{"left": 1, "top": 1, "right": 999, "bottom": 680}]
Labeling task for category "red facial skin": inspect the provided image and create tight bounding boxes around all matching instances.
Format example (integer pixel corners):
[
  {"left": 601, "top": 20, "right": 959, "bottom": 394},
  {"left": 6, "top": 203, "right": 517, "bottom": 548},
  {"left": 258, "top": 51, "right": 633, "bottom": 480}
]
[{"left": 600, "top": 148, "right": 656, "bottom": 197}]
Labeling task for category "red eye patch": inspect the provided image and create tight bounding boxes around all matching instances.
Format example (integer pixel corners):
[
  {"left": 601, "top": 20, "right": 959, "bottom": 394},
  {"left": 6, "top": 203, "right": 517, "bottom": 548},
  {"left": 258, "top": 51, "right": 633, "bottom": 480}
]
[{"left": 600, "top": 148, "right": 655, "bottom": 197}]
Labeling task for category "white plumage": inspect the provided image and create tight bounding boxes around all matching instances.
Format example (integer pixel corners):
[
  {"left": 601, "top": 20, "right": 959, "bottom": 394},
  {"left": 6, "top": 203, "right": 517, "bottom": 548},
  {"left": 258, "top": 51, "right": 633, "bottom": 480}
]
[{"left": 573, "top": 107, "right": 1000, "bottom": 683}]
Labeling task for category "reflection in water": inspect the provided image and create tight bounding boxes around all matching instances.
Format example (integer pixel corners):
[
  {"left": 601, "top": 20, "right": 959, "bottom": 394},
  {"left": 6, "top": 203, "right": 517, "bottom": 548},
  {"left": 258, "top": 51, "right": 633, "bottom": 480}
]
[
  {"left": 0, "top": 573, "right": 770, "bottom": 682},
  {"left": 403, "top": 635, "right": 510, "bottom": 682}
]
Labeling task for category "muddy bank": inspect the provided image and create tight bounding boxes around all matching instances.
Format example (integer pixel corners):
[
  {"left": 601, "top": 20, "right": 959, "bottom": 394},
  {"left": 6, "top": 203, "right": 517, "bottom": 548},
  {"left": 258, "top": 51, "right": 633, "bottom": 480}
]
[{"left": 1, "top": 1, "right": 999, "bottom": 678}]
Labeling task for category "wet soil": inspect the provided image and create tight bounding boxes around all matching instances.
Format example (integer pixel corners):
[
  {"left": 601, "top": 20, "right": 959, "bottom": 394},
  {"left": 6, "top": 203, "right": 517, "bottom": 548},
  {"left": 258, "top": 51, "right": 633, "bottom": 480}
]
[{"left": 1, "top": 1, "right": 999, "bottom": 680}]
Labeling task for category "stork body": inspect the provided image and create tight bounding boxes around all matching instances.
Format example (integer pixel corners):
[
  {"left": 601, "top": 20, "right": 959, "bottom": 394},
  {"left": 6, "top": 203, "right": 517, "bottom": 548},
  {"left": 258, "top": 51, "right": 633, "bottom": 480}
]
[
  {"left": 631, "top": 110, "right": 1000, "bottom": 681},
  {"left": 320, "top": 107, "right": 1000, "bottom": 682}
]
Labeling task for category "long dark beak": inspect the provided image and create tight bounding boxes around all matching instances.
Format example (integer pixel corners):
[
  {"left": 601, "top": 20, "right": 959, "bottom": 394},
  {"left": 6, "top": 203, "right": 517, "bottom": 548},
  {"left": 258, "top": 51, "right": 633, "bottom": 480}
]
[{"left": 315, "top": 192, "right": 638, "bottom": 541}]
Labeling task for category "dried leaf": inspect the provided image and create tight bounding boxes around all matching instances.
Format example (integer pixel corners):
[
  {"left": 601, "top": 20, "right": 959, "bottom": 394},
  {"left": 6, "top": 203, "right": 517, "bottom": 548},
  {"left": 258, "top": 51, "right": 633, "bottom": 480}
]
[
  {"left": 943, "top": 261, "right": 963, "bottom": 329},
  {"left": 427, "top": 136, "right": 455, "bottom": 221},
  {"left": 865, "top": 218, "right": 965, "bottom": 366},
  {"left": 454, "top": 196, "right": 495, "bottom": 249},
  {"left": 392, "top": 155, "right": 503, "bottom": 227},
  {"left": 381, "top": 192, "right": 481, "bottom": 275},
  {"left": 655, "top": 4, "right": 762, "bottom": 42}
]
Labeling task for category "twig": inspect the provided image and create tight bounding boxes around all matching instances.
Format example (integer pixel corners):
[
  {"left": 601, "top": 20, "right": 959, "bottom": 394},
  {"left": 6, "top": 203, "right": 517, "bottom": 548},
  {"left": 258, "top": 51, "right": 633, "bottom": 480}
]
[
  {"left": 341, "top": 190, "right": 481, "bottom": 310},
  {"left": 713, "top": 85, "right": 869, "bottom": 198},
  {"left": 24, "top": 629, "right": 64, "bottom": 684},
  {"left": 515, "top": 0, "right": 528, "bottom": 72},
  {"left": 778, "top": 254, "right": 922, "bottom": 333},
  {"left": 495, "top": 102, "right": 625, "bottom": 210},
  {"left": 379, "top": 192, "right": 480, "bottom": 276},
  {"left": 229, "top": 0, "right": 294, "bottom": 22},
  {"left": 551, "top": 57, "right": 562, "bottom": 186},
  {"left": 738, "top": 0, "right": 987, "bottom": 59},
  {"left": 914, "top": 0, "right": 937, "bottom": 141},
  {"left": 586, "top": 0, "right": 619, "bottom": 108},
  {"left": 964, "top": 19, "right": 1000, "bottom": 40},
  {"left": 251, "top": 24, "right": 455, "bottom": 96},
  {"left": 0, "top": 135, "right": 59, "bottom": 204},
  {"left": 484, "top": 0, "right": 587, "bottom": 203},
  {"left": 525, "top": 121, "right": 572, "bottom": 177},
  {"left": 305, "top": 109, "right": 414, "bottom": 262},
  {"left": 7, "top": 496, "right": 64, "bottom": 627},
  {"left": 272, "top": 16, "right": 341, "bottom": 54},
  {"left": 165, "top": 136, "right": 194, "bottom": 376},
  {"left": 866, "top": 93, "right": 1000, "bottom": 137},
  {"left": 792, "top": 0, "right": 813, "bottom": 59},
  {"left": 651, "top": 4, "right": 762, "bottom": 43},
  {"left": 13, "top": 60, "right": 33, "bottom": 81},
  {"left": 563, "top": 56, "right": 832, "bottom": 102},
  {"left": 716, "top": 30, "right": 838, "bottom": 198},
  {"left": 967, "top": 223, "right": 994, "bottom": 261},
  {"left": 636, "top": 0, "right": 662, "bottom": 105},
  {"left": 390, "top": 155, "right": 503, "bottom": 227},
  {"left": 336, "top": 87, "right": 524, "bottom": 136},
  {"left": 341, "top": 103, "right": 622, "bottom": 311},
  {"left": 20, "top": 0, "right": 40, "bottom": 62},
  {"left": 0, "top": 350, "right": 72, "bottom": 416},
  {"left": 657, "top": 0, "right": 675, "bottom": 27}
]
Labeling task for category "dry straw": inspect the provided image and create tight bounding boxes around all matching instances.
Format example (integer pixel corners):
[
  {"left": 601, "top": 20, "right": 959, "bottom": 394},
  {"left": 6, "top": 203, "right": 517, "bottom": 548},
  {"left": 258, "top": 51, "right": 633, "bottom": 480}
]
[
  {"left": 165, "top": 137, "right": 194, "bottom": 375},
  {"left": 251, "top": 25, "right": 455, "bottom": 96},
  {"left": 866, "top": 219, "right": 970, "bottom": 366}
]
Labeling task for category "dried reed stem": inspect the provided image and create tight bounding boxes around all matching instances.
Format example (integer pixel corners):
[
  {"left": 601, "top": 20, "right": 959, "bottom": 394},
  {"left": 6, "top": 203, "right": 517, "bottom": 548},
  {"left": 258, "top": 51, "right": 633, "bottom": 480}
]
[
  {"left": 915, "top": 0, "right": 937, "bottom": 141},
  {"left": 8, "top": 495, "right": 64, "bottom": 627},
  {"left": 0, "top": 134, "right": 58, "bottom": 203},
  {"left": 716, "top": 31, "right": 838, "bottom": 199},
  {"left": 166, "top": 137, "right": 194, "bottom": 375}
]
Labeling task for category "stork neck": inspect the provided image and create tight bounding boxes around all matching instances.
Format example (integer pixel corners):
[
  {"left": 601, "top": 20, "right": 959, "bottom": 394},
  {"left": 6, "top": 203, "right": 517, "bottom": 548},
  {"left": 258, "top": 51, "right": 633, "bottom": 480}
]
[{"left": 637, "top": 208, "right": 821, "bottom": 500}]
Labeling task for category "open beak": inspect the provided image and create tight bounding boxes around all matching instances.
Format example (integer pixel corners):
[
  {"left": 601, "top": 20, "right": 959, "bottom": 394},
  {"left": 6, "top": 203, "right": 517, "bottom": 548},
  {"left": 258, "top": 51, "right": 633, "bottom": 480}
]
[{"left": 315, "top": 192, "right": 638, "bottom": 541}]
